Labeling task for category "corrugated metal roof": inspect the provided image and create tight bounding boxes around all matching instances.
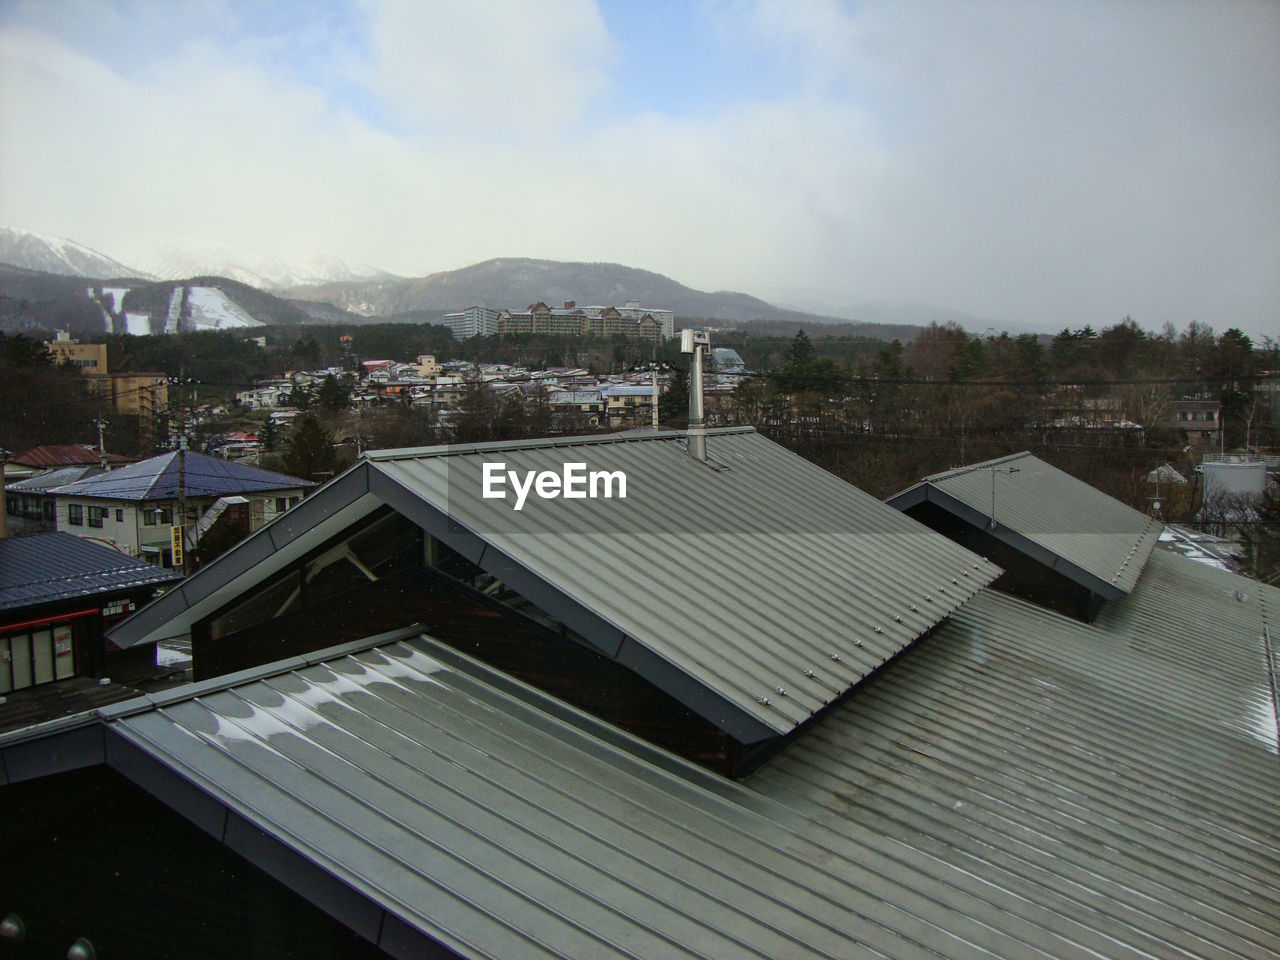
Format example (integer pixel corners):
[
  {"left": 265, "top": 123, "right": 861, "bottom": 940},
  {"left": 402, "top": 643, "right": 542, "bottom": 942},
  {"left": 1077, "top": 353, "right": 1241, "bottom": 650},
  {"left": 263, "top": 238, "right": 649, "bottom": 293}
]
[
  {"left": 888, "top": 452, "right": 1162, "bottom": 596},
  {"left": 0, "top": 532, "right": 182, "bottom": 611},
  {"left": 47, "top": 451, "right": 313, "bottom": 502},
  {"left": 364, "top": 428, "right": 999, "bottom": 737},
  {"left": 4, "top": 465, "right": 103, "bottom": 492},
  {"left": 92, "top": 549, "right": 1279, "bottom": 960}
]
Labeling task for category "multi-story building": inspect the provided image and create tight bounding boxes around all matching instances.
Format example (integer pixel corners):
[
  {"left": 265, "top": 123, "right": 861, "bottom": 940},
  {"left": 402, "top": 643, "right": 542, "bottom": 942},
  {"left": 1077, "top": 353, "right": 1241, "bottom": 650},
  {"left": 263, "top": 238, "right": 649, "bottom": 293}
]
[
  {"left": 49, "top": 450, "right": 313, "bottom": 569},
  {"left": 1173, "top": 396, "right": 1221, "bottom": 443},
  {"left": 45, "top": 331, "right": 168, "bottom": 444},
  {"left": 440, "top": 305, "right": 499, "bottom": 339},
  {"left": 45, "top": 330, "right": 107, "bottom": 372},
  {"left": 610, "top": 299, "right": 675, "bottom": 340},
  {"left": 498, "top": 302, "right": 663, "bottom": 342}
]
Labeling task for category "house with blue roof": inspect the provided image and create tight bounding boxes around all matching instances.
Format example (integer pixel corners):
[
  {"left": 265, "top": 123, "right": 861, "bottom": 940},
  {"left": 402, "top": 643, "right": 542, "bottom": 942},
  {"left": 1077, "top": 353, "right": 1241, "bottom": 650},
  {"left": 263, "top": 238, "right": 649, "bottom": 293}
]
[{"left": 48, "top": 450, "right": 313, "bottom": 569}]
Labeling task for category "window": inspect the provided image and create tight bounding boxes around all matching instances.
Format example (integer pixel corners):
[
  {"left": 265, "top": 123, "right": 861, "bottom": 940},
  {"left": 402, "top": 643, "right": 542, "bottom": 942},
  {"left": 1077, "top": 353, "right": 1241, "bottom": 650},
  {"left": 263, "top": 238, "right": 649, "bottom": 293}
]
[
  {"left": 204, "top": 509, "right": 421, "bottom": 641},
  {"left": 68, "top": 504, "right": 83, "bottom": 526},
  {"left": 44, "top": 501, "right": 56, "bottom": 522},
  {"left": 143, "top": 509, "right": 156, "bottom": 526},
  {"left": 88, "top": 506, "right": 107, "bottom": 528},
  {"left": 115, "top": 509, "right": 124, "bottom": 522},
  {"left": 275, "top": 497, "right": 288, "bottom": 513}
]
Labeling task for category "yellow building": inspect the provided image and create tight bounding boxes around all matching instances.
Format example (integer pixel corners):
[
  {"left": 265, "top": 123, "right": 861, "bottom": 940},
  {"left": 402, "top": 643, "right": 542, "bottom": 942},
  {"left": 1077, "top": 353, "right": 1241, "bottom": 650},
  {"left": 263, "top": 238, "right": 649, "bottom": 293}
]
[{"left": 45, "top": 331, "right": 107, "bottom": 373}]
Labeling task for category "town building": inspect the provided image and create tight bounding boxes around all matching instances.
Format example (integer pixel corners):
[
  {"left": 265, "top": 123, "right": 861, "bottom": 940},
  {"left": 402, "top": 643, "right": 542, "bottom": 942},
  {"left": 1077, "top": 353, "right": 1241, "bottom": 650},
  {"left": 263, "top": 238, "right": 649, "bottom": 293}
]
[
  {"left": 498, "top": 302, "right": 664, "bottom": 342},
  {"left": 1173, "top": 395, "right": 1222, "bottom": 443},
  {"left": 0, "top": 531, "right": 181, "bottom": 712},
  {"left": 440, "top": 305, "right": 500, "bottom": 339},
  {"left": 43, "top": 332, "right": 168, "bottom": 444},
  {"left": 47, "top": 450, "right": 312, "bottom": 568},
  {"left": 44, "top": 330, "right": 106, "bottom": 372}
]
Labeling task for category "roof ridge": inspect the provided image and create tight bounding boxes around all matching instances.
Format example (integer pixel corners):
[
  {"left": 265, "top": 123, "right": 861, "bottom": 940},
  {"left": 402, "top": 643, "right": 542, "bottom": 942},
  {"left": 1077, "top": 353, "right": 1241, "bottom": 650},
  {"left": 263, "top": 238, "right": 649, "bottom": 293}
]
[
  {"left": 365, "top": 426, "right": 756, "bottom": 461},
  {"left": 923, "top": 450, "right": 1033, "bottom": 483}
]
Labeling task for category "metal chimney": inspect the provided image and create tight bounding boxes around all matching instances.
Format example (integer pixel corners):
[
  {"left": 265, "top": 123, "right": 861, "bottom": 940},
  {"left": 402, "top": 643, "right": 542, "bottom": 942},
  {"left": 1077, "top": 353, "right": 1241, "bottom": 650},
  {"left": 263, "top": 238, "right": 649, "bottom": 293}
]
[{"left": 680, "top": 329, "right": 711, "bottom": 461}]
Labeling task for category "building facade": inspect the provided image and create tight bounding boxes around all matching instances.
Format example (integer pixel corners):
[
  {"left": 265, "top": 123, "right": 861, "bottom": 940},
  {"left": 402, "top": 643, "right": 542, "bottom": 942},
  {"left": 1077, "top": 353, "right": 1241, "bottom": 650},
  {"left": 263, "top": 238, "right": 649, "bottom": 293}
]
[{"left": 440, "top": 305, "right": 499, "bottom": 339}]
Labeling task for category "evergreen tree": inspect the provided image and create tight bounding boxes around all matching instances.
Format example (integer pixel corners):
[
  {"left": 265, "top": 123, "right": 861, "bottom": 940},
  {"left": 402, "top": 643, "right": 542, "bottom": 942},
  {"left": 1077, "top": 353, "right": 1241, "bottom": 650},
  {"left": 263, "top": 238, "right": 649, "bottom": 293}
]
[
  {"left": 283, "top": 414, "right": 338, "bottom": 481},
  {"left": 660, "top": 364, "right": 690, "bottom": 426}
]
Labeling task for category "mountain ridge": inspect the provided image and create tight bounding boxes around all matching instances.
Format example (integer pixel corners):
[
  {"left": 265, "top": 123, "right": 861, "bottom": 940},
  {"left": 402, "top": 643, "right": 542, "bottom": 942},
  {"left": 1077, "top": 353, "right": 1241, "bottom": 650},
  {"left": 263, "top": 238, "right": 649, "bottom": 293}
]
[{"left": 0, "top": 229, "right": 942, "bottom": 341}]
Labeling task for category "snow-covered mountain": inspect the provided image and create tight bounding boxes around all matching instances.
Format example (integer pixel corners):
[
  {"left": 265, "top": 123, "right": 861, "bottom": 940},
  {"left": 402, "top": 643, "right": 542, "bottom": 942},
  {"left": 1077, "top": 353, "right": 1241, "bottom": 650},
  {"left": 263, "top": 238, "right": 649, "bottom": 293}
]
[
  {"left": 143, "top": 240, "right": 393, "bottom": 290},
  {"left": 0, "top": 227, "right": 150, "bottom": 279}
]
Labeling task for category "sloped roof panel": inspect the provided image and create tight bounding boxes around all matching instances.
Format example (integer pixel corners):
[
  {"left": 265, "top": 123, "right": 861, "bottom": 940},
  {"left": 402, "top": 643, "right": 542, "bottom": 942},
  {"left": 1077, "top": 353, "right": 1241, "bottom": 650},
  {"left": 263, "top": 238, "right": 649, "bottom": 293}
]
[
  {"left": 48, "top": 451, "right": 313, "bottom": 502},
  {"left": 94, "top": 548, "right": 1280, "bottom": 960},
  {"left": 751, "top": 549, "right": 1280, "bottom": 960},
  {"left": 367, "top": 428, "right": 999, "bottom": 736},
  {"left": 0, "top": 531, "right": 182, "bottom": 610},
  {"left": 890, "top": 452, "right": 1162, "bottom": 595}
]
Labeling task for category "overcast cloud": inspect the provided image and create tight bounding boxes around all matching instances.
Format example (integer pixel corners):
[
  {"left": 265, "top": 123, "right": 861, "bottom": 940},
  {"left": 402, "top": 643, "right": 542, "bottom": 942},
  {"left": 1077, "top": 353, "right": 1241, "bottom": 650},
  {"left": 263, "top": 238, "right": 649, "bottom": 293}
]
[{"left": 0, "top": 0, "right": 1275, "bottom": 338}]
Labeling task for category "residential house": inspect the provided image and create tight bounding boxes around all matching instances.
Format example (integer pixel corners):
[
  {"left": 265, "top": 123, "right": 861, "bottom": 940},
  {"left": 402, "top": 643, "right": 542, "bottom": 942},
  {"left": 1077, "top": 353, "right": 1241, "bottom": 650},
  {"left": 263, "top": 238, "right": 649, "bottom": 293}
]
[
  {"left": 48, "top": 451, "right": 313, "bottom": 568},
  {"left": 547, "top": 389, "right": 605, "bottom": 425},
  {"left": 0, "top": 531, "right": 181, "bottom": 715},
  {"left": 5, "top": 466, "right": 104, "bottom": 536},
  {"left": 600, "top": 383, "right": 655, "bottom": 424},
  {"left": 1173, "top": 395, "right": 1222, "bottom": 443}
]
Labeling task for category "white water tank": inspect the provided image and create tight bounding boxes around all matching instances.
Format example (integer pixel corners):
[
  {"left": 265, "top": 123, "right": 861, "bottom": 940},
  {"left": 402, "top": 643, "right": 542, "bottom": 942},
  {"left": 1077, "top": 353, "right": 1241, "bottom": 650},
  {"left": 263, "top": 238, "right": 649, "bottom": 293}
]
[{"left": 1201, "top": 459, "right": 1267, "bottom": 503}]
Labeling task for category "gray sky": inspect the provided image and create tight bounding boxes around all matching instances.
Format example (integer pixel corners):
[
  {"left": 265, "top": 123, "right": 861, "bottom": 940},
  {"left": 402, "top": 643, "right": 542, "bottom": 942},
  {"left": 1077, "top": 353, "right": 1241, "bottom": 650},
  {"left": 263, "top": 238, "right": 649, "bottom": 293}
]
[{"left": 1, "top": 0, "right": 1276, "bottom": 338}]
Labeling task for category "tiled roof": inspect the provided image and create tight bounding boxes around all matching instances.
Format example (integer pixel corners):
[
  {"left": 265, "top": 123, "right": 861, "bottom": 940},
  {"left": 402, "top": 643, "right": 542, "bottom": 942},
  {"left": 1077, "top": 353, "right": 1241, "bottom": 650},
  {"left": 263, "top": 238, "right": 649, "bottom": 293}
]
[{"left": 12, "top": 445, "right": 132, "bottom": 468}]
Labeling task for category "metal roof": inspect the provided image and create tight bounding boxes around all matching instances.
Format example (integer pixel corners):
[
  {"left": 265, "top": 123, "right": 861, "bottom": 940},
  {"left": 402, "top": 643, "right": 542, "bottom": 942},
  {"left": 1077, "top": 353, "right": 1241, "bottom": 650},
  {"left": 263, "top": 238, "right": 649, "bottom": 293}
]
[
  {"left": 19, "top": 548, "right": 1274, "bottom": 960},
  {"left": 360, "top": 429, "right": 999, "bottom": 740},
  {"left": 751, "top": 548, "right": 1280, "bottom": 960},
  {"left": 0, "top": 532, "right": 182, "bottom": 611},
  {"left": 106, "top": 429, "right": 998, "bottom": 742},
  {"left": 4, "top": 465, "right": 103, "bottom": 492},
  {"left": 888, "top": 451, "right": 1162, "bottom": 597},
  {"left": 47, "top": 450, "right": 313, "bottom": 502},
  {"left": 11, "top": 445, "right": 132, "bottom": 468}
]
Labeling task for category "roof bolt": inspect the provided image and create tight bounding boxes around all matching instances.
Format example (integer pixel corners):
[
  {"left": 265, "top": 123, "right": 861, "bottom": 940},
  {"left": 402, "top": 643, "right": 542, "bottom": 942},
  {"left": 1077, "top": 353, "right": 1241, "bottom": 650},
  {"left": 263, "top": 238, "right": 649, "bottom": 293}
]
[
  {"left": 803, "top": 669, "right": 816, "bottom": 679},
  {"left": 830, "top": 653, "right": 841, "bottom": 662},
  {"left": 909, "top": 604, "right": 918, "bottom": 612},
  {"left": 774, "top": 687, "right": 787, "bottom": 696},
  {"left": 949, "top": 577, "right": 958, "bottom": 584},
  {"left": 757, "top": 696, "right": 771, "bottom": 706},
  {"left": 893, "top": 615, "right": 903, "bottom": 623},
  {"left": 874, "top": 626, "right": 884, "bottom": 633},
  {"left": 924, "top": 595, "right": 932, "bottom": 602},
  {"left": 854, "top": 639, "right": 864, "bottom": 647}
]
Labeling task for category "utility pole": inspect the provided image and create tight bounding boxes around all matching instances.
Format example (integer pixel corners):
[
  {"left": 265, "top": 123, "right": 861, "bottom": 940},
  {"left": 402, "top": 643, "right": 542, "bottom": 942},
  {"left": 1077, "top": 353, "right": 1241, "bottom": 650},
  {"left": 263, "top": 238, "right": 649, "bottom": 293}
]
[
  {"left": 169, "top": 373, "right": 191, "bottom": 575},
  {"left": 93, "top": 418, "right": 110, "bottom": 470}
]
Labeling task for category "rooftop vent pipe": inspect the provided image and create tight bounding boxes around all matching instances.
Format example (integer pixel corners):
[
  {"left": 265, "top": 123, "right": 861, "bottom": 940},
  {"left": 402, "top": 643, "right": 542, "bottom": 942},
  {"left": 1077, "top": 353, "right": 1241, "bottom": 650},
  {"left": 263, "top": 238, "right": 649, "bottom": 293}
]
[{"left": 680, "top": 328, "right": 711, "bottom": 461}]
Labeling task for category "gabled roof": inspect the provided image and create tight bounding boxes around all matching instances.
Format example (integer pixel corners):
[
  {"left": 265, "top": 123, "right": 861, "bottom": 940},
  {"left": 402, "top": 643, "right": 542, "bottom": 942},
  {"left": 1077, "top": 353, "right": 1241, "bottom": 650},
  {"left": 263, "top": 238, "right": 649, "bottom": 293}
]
[
  {"left": 47, "top": 450, "right": 313, "bottom": 502},
  {"left": 11, "top": 548, "right": 1276, "bottom": 959},
  {"left": 11, "top": 444, "right": 132, "bottom": 468},
  {"left": 0, "top": 531, "right": 182, "bottom": 610},
  {"left": 888, "top": 451, "right": 1162, "bottom": 598},
  {"left": 108, "top": 428, "right": 998, "bottom": 743}
]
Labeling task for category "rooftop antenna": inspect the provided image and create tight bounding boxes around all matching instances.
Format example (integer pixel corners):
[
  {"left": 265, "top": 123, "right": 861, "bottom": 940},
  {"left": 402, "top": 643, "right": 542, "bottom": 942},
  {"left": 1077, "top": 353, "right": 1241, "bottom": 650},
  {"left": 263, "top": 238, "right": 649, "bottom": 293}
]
[{"left": 681, "top": 328, "right": 711, "bottom": 460}]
